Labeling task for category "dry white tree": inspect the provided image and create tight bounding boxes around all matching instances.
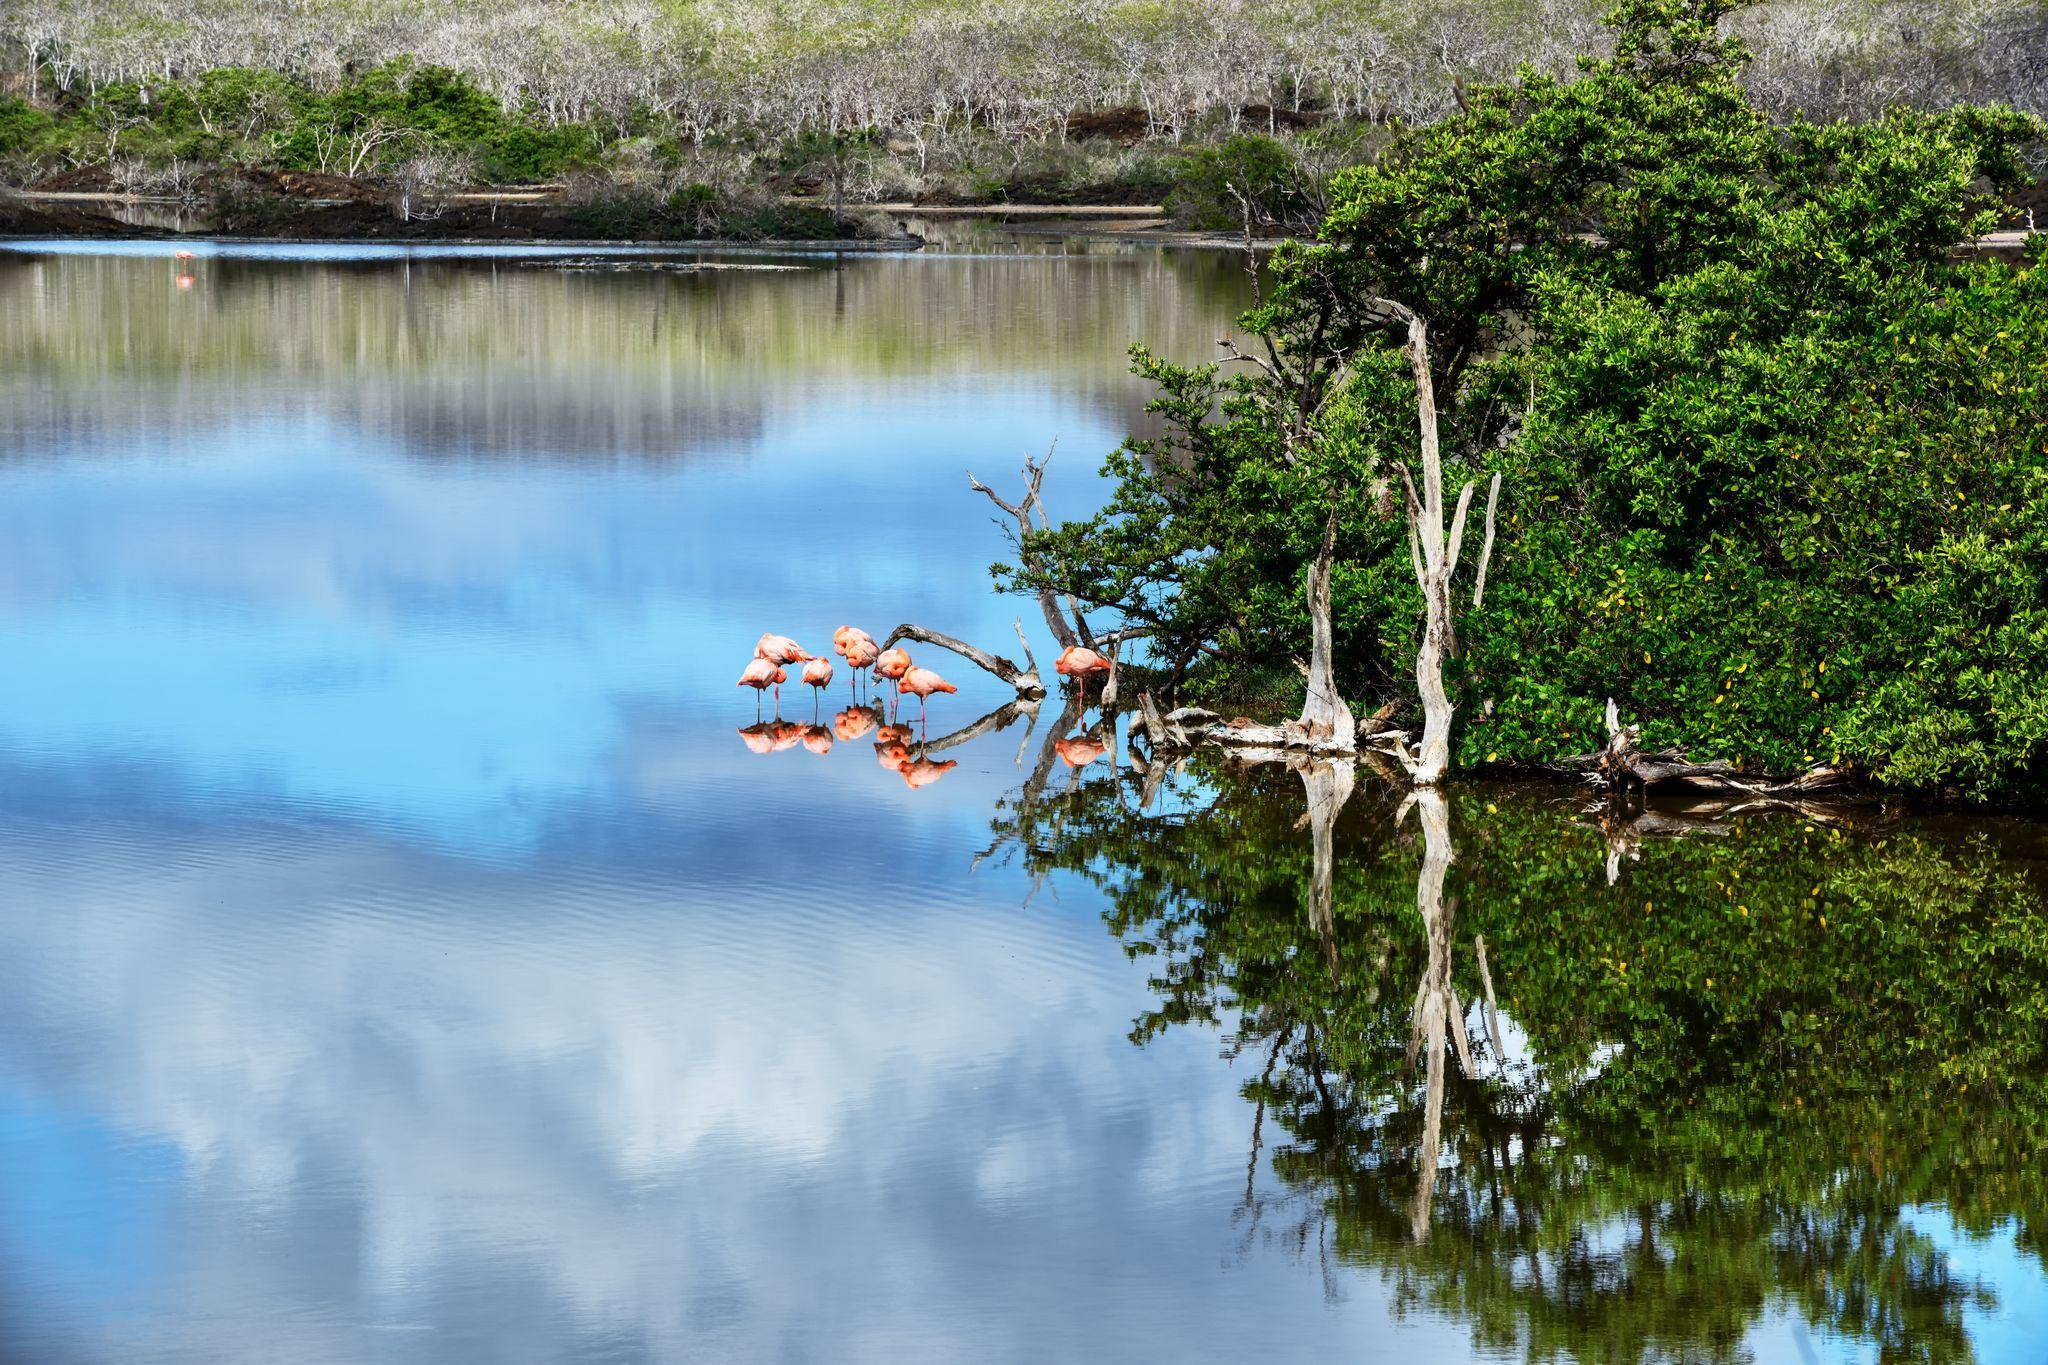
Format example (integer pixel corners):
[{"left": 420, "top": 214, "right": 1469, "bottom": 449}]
[{"left": 1378, "top": 300, "right": 1501, "bottom": 786}]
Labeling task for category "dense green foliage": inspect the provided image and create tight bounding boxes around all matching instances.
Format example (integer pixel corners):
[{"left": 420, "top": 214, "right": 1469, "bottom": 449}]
[
  {"left": 1163, "top": 136, "right": 1318, "bottom": 232},
  {"left": 990, "top": 758, "right": 2048, "bottom": 1359},
  {"left": 1010, "top": 0, "right": 2048, "bottom": 798},
  {"left": 0, "top": 62, "right": 597, "bottom": 182}
]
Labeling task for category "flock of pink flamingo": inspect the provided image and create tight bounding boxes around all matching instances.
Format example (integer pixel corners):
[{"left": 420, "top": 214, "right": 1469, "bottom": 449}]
[
  {"left": 738, "top": 628, "right": 960, "bottom": 722},
  {"left": 735, "top": 627, "right": 1119, "bottom": 788}
]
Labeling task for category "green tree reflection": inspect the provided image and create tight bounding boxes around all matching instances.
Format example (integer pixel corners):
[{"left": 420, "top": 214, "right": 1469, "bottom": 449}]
[{"left": 990, "top": 755, "right": 2048, "bottom": 1361}]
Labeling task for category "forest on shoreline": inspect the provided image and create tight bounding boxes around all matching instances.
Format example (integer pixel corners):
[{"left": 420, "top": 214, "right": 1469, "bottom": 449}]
[
  {"left": 3, "top": 0, "right": 2047, "bottom": 237},
  {"left": 1001, "top": 0, "right": 2047, "bottom": 803}
]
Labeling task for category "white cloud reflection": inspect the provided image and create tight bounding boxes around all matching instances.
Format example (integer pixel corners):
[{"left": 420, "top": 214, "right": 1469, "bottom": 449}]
[{"left": 0, "top": 811, "right": 1474, "bottom": 1365}]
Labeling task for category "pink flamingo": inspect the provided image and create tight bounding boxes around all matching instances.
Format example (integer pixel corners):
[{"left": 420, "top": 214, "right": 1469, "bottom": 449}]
[
  {"left": 736, "top": 723, "right": 776, "bottom": 755},
  {"left": 173, "top": 249, "right": 196, "bottom": 260},
  {"left": 843, "top": 640, "right": 879, "bottom": 699},
  {"left": 754, "top": 633, "right": 811, "bottom": 667},
  {"left": 835, "top": 626, "right": 880, "bottom": 698},
  {"left": 875, "top": 738, "right": 912, "bottom": 772},
  {"left": 801, "top": 656, "right": 834, "bottom": 713},
  {"left": 1055, "top": 644, "right": 1113, "bottom": 705},
  {"left": 737, "top": 657, "right": 787, "bottom": 714},
  {"left": 800, "top": 725, "right": 834, "bottom": 755},
  {"left": 872, "top": 647, "right": 913, "bottom": 718},
  {"left": 768, "top": 720, "right": 805, "bottom": 752},
  {"left": 897, "top": 665, "right": 957, "bottom": 726}
]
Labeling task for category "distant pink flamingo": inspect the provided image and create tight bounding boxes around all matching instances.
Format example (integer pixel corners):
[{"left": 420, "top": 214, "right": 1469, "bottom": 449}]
[
  {"left": 755, "top": 633, "right": 811, "bottom": 667},
  {"left": 801, "top": 656, "right": 834, "bottom": 710},
  {"left": 897, "top": 665, "right": 957, "bottom": 726},
  {"left": 173, "top": 249, "right": 196, "bottom": 260},
  {"left": 737, "top": 657, "right": 787, "bottom": 714}
]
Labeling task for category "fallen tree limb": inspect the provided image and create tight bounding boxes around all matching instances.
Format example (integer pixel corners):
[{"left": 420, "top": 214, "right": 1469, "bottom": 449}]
[
  {"left": 1131, "top": 703, "right": 1411, "bottom": 761},
  {"left": 1561, "top": 697, "right": 1854, "bottom": 795},
  {"left": 881, "top": 622, "right": 1046, "bottom": 698}
]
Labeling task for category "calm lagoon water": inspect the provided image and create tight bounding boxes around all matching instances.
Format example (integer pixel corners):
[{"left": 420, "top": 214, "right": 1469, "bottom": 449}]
[{"left": 0, "top": 234, "right": 2043, "bottom": 1364}]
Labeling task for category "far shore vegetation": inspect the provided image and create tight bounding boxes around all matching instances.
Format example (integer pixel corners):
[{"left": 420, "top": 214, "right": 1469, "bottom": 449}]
[{"left": 3, "top": 0, "right": 2045, "bottom": 238}]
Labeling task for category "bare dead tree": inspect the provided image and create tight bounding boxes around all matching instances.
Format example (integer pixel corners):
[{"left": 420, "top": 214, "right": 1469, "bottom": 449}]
[
  {"left": 1298, "top": 507, "right": 1356, "bottom": 748},
  {"left": 1379, "top": 299, "right": 1501, "bottom": 786},
  {"left": 968, "top": 445, "right": 1093, "bottom": 651}
]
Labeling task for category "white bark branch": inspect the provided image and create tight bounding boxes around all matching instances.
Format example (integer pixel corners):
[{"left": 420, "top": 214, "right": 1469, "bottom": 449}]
[{"left": 1472, "top": 472, "right": 1502, "bottom": 609}]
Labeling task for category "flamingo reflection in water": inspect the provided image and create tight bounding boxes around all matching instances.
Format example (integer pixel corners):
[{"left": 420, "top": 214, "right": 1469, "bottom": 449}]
[
  {"left": 899, "top": 756, "right": 957, "bottom": 789},
  {"left": 833, "top": 706, "right": 879, "bottom": 742},
  {"left": 1054, "top": 733, "right": 1108, "bottom": 768},
  {"left": 731, "top": 720, "right": 806, "bottom": 755},
  {"left": 732, "top": 719, "right": 837, "bottom": 758}
]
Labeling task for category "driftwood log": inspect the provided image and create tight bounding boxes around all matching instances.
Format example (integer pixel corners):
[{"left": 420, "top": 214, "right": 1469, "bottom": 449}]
[
  {"left": 1562, "top": 698, "right": 1851, "bottom": 796},
  {"left": 1129, "top": 692, "right": 1408, "bottom": 762}
]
